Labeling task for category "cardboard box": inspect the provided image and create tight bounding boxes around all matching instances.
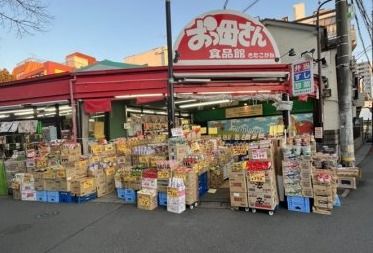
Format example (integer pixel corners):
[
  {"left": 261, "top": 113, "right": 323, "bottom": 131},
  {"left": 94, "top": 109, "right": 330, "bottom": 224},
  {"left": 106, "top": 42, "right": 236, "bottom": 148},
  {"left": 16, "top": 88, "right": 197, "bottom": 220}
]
[
  {"left": 141, "top": 178, "right": 157, "bottom": 190},
  {"left": 137, "top": 189, "right": 157, "bottom": 210},
  {"left": 70, "top": 177, "right": 96, "bottom": 196},
  {"left": 209, "top": 170, "right": 224, "bottom": 189},
  {"left": 337, "top": 176, "right": 357, "bottom": 189},
  {"left": 247, "top": 181, "right": 275, "bottom": 194},
  {"left": 13, "top": 189, "right": 21, "bottom": 200},
  {"left": 56, "top": 179, "right": 71, "bottom": 192},
  {"left": 55, "top": 167, "right": 76, "bottom": 180},
  {"left": 44, "top": 179, "right": 60, "bottom": 191},
  {"left": 34, "top": 178, "right": 45, "bottom": 191},
  {"left": 21, "top": 190, "right": 36, "bottom": 201},
  {"left": 42, "top": 169, "right": 56, "bottom": 180},
  {"left": 96, "top": 180, "right": 108, "bottom": 197},
  {"left": 230, "top": 192, "right": 248, "bottom": 207},
  {"left": 229, "top": 171, "right": 247, "bottom": 192}
]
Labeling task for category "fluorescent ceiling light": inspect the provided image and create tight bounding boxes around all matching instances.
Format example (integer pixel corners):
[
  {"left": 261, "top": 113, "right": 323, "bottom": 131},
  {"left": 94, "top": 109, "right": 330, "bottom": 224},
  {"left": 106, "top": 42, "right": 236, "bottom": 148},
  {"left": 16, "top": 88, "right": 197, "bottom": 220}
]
[
  {"left": 179, "top": 99, "right": 231, "bottom": 109},
  {"left": 14, "top": 111, "right": 35, "bottom": 116},
  {"left": 198, "top": 91, "right": 261, "bottom": 95},
  {"left": 115, "top": 93, "right": 164, "bottom": 99},
  {"left": 175, "top": 99, "right": 197, "bottom": 104},
  {"left": 0, "top": 114, "right": 9, "bottom": 119},
  {"left": 0, "top": 109, "right": 34, "bottom": 115},
  {"left": 42, "top": 113, "right": 56, "bottom": 117},
  {"left": 182, "top": 78, "right": 211, "bottom": 83},
  {"left": 22, "top": 116, "right": 35, "bottom": 119},
  {"left": 92, "top": 115, "right": 105, "bottom": 118},
  {"left": 31, "top": 100, "right": 68, "bottom": 106}
]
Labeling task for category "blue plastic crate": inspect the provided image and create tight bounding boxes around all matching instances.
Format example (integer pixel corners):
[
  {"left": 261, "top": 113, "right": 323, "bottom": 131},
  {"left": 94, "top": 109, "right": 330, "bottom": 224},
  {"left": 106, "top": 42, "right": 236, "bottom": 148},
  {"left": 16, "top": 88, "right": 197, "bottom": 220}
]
[
  {"left": 73, "top": 192, "right": 97, "bottom": 203},
  {"left": 158, "top": 192, "right": 167, "bottom": 206},
  {"left": 59, "top": 191, "right": 73, "bottom": 203},
  {"left": 117, "top": 188, "right": 126, "bottom": 199},
  {"left": 287, "top": 196, "right": 310, "bottom": 213},
  {"left": 36, "top": 191, "right": 47, "bottom": 202},
  {"left": 198, "top": 172, "right": 209, "bottom": 196},
  {"left": 47, "top": 191, "right": 60, "bottom": 203},
  {"left": 124, "top": 189, "right": 137, "bottom": 204}
]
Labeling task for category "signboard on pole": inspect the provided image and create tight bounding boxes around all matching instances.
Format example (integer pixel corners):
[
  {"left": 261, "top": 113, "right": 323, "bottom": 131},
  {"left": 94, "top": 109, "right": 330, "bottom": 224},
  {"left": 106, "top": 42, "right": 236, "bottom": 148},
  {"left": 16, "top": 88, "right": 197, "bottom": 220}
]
[
  {"left": 225, "top": 104, "right": 263, "bottom": 118},
  {"left": 292, "top": 60, "right": 314, "bottom": 96},
  {"left": 174, "top": 10, "right": 280, "bottom": 65}
]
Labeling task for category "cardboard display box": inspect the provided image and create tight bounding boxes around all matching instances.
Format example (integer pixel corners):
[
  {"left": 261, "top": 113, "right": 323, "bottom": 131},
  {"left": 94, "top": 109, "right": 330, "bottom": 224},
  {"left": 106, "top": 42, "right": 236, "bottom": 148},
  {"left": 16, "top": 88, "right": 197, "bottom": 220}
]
[
  {"left": 230, "top": 192, "right": 248, "bottom": 208},
  {"left": 137, "top": 189, "right": 157, "bottom": 210},
  {"left": 70, "top": 177, "right": 96, "bottom": 196},
  {"left": 229, "top": 171, "right": 247, "bottom": 192}
]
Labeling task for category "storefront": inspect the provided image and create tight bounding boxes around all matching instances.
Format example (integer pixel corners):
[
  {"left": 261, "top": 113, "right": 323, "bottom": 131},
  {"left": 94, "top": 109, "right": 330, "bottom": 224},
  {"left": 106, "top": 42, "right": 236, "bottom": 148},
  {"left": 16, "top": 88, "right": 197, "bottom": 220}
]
[{"left": 0, "top": 10, "right": 357, "bottom": 216}]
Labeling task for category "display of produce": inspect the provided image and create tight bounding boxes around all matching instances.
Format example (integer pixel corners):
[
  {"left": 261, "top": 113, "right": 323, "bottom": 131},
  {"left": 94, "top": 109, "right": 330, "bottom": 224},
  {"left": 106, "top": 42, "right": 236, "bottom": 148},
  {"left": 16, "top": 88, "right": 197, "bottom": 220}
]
[{"left": 0, "top": 122, "right": 361, "bottom": 218}]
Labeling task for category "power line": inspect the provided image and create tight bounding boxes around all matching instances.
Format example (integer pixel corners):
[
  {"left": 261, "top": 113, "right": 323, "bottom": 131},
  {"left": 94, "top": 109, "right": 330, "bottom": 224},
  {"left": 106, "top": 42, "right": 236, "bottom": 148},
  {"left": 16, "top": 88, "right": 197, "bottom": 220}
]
[
  {"left": 353, "top": 2, "right": 372, "bottom": 69},
  {"left": 242, "top": 0, "right": 260, "bottom": 13},
  {"left": 354, "top": 0, "right": 372, "bottom": 39}
]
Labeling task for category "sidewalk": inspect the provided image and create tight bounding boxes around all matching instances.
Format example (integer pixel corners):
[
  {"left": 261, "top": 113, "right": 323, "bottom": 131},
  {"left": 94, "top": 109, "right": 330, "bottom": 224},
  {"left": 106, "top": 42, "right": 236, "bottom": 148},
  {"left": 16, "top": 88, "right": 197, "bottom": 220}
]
[{"left": 356, "top": 143, "right": 372, "bottom": 165}]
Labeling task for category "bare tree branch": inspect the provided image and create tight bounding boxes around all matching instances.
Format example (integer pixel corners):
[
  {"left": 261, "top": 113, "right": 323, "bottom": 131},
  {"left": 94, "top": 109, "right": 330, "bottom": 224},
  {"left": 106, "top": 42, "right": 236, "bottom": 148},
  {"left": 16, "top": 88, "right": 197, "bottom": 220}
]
[{"left": 0, "top": 0, "right": 52, "bottom": 37}]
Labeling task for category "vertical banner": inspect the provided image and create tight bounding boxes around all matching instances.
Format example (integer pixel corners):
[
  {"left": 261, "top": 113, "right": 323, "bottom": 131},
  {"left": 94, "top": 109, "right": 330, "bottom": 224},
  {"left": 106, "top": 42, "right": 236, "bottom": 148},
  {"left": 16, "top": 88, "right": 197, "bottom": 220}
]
[{"left": 292, "top": 59, "right": 314, "bottom": 96}]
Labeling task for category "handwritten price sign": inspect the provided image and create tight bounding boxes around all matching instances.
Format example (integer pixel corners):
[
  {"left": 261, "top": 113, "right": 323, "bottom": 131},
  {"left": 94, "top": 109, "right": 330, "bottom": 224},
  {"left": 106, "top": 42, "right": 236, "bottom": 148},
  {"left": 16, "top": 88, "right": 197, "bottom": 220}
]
[{"left": 249, "top": 171, "right": 266, "bottom": 183}]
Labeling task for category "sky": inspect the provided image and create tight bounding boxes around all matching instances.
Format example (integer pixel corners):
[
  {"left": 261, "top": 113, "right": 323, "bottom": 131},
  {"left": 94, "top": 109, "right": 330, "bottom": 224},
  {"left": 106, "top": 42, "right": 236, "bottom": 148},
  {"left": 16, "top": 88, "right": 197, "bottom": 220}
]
[{"left": 0, "top": 0, "right": 371, "bottom": 71}]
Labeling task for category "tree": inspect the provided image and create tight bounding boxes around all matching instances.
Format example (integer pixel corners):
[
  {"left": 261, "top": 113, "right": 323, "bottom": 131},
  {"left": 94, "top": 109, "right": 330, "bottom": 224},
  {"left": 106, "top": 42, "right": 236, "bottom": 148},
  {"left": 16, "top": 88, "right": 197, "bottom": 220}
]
[
  {"left": 0, "top": 68, "right": 15, "bottom": 83},
  {"left": 0, "top": 0, "right": 52, "bottom": 36}
]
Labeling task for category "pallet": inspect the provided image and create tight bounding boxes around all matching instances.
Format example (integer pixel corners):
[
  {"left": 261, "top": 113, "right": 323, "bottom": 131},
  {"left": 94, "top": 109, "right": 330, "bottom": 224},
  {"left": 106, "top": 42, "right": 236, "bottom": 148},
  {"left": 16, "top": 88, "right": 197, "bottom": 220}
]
[{"left": 72, "top": 192, "right": 97, "bottom": 204}]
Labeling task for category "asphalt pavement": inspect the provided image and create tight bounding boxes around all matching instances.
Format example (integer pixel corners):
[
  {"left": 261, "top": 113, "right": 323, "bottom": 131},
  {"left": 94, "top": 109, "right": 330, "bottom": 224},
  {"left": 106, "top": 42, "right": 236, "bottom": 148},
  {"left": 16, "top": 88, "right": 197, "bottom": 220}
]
[{"left": 1, "top": 146, "right": 372, "bottom": 253}]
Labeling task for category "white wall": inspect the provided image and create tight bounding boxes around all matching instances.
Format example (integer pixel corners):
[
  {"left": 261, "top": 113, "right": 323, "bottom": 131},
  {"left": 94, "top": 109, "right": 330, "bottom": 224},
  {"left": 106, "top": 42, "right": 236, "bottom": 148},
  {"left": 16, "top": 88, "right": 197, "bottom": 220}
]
[{"left": 265, "top": 23, "right": 340, "bottom": 131}]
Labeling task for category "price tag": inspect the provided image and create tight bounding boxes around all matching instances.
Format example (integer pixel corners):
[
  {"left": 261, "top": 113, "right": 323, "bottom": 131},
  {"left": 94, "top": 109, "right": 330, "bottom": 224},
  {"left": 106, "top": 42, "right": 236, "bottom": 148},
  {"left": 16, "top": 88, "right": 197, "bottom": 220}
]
[
  {"left": 171, "top": 127, "right": 184, "bottom": 137},
  {"left": 157, "top": 170, "right": 170, "bottom": 179},
  {"left": 167, "top": 188, "right": 179, "bottom": 198},
  {"left": 249, "top": 171, "right": 266, "bottom": 183},
  {"left": 251, "top": 148, "right": 268, "bottom": 160}
]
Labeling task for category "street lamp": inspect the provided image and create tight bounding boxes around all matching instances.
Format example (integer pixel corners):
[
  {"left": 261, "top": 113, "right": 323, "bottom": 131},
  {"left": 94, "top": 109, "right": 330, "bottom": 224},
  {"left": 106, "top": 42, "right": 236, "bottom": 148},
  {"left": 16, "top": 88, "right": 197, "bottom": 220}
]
[
  {"left": 274, "top": 48, "right": 296, "bottom": 62},
  {"left": 316, "top": 0, "right": 332, "bottom": 130}
]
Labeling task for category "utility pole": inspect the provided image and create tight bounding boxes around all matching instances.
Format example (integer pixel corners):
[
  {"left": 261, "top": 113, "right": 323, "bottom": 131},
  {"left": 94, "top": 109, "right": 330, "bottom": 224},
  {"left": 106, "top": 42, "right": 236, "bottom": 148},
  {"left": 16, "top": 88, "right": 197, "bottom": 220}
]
[
  {"left": 335, "top": 0, "right": 355, "bottom": 166},
  {"left": 371, "top": 0, "right": 373, "bottom": 144},
  {"left": 165, "top": 0, "right": 176, "bottom": 137}
]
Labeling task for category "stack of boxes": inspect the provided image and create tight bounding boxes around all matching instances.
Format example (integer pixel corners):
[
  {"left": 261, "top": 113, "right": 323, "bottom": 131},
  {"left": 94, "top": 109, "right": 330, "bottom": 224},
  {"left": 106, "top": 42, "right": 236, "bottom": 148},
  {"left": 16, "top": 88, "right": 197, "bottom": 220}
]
[
  {"left": 174, "top": 167, "right": 198, "bottom": 207},
  {"left": 336, "top": 167, "right": 361, "bottom": 190},
  {"left": 312, "top": 169, "right": 337, "bottom": 215},
  {"left": 299, "top": 157, "right": 313, "bottom": 198},
  {"left": 247, "top": 142, "right": 278, "bottom": 213},
  {"left": 282, "top": 160, "right": 302, "bottom": 196},
  {"left": 167, "top": 177, "right": 186, "bottom": 214},
  {"left": 229, "top": 162, "right": 248, "bottom": 209},
  {"left": 13, "top": 173, "right": 36, "bottom": 201}
]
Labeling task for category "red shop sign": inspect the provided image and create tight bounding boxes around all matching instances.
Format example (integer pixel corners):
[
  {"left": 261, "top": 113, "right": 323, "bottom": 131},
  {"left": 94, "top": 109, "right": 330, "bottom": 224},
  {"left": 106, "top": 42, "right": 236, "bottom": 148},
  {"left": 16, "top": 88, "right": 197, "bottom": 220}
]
[{"left": 174, "top": 10, "right": 280, "bottom": 66}]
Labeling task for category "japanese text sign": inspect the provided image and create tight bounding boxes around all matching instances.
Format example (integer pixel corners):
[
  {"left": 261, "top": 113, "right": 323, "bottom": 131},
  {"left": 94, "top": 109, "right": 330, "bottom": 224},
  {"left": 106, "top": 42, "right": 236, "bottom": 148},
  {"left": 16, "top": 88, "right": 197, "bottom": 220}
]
[
  {"left": 292, "top": 59, "right": 314, "bottom": 96},
  {"left": 174, "top": 10, "right": 280, "bottom": 65}
]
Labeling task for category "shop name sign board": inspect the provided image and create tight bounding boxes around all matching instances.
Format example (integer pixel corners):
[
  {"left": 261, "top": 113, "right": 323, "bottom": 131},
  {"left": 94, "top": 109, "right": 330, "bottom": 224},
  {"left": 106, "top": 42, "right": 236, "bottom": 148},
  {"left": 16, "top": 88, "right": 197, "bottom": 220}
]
[
  {"left": 225, "top": 104, "right": 263, "bottom": 118},
  {"left": 174, "top": 10, "right": 280, "bottom": 65},
  {"left": 292, "top": 59, "right": 314, "bottom": 96}
]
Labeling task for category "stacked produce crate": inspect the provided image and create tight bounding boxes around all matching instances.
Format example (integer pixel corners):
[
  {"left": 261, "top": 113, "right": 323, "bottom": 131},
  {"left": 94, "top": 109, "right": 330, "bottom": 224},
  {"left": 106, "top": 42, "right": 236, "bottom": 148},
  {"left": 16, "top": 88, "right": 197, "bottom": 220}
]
[{"left": 247, "top": 141, "right": 278, "bottom": 215}]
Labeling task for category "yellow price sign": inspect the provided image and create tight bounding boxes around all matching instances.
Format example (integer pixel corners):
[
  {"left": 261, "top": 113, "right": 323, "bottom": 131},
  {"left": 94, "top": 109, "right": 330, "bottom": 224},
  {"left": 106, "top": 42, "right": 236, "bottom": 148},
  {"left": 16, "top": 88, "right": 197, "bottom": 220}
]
[
  {"left": 157, "top": 170, "right": 170, "bottom": 179},
  {"left": 249, "top": 171, "right": 266, "bottom": 183},
  {"left": 167, "top": 188, "right": 179, "bottom": 198}
]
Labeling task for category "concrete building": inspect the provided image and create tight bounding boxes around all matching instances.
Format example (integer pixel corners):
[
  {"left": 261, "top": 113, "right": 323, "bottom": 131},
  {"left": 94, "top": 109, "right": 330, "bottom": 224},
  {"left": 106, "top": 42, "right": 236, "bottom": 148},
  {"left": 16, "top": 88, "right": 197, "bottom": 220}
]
[
  {"left": 12, "top": 59, "right": 73, "bottom": 80},
  {"left": 357, "top": 61, "right": 373, "bottom": 98},
  {"left": 65, "top": 52, "right": 96, "bottom": 69},
  {"left": 123, "top": 47, "right": 168, "bottom": 67},
  {"left": 293, "top": 3, "right": 357, "bottom": 48}
]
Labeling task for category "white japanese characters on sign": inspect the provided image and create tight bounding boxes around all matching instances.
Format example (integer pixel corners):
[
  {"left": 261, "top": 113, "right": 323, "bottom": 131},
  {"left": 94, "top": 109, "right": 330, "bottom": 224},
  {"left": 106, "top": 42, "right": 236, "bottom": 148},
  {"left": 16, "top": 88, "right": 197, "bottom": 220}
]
[
  {"left": 174, "top": 10, "right": 280, "bottom": 65},
  {"left": 292, "top": 59, "right": 315, "bottom": 96}
]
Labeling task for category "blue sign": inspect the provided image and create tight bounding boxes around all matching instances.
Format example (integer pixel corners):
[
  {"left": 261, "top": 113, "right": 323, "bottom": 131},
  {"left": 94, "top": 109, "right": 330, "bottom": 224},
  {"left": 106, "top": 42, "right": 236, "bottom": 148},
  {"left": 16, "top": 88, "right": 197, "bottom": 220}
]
[{"left": 292, "top": 60, "right": 314, "bottom": 96}]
